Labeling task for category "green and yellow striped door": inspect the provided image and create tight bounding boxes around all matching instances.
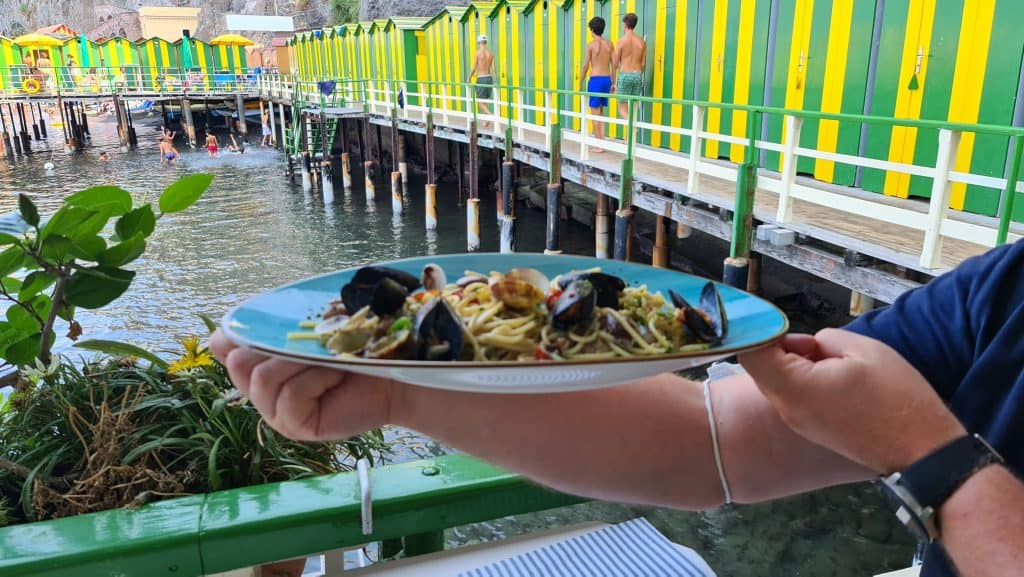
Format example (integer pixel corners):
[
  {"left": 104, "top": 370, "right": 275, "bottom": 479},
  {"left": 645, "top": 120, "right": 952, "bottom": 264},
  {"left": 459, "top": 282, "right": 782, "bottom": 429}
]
[
  {"left": 698, "top": 0, "right": 772, "bottom": 162},
  {"left": 648, "top": 0, "right": 698, "bottom": 153}
]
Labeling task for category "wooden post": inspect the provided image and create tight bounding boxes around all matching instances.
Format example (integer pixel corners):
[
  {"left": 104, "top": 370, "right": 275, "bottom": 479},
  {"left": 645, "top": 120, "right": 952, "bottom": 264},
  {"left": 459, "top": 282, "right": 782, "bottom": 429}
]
[
  {"left": 850, "top": 291, "right": 875, "bottom": 317},
  {"left": 341, "top": 152, "right": 352, "bottom": 189},
  {"left": 301, "top": 152, "right": 313, "bottom": 191},
  {"left": 0, "top": 105, "right": 14, "bottom": 158},
  {"left": 391, "top": 171, "right": 403, "bottom": 215},
  {"left": 181, "top": 97, "right": 196, "bottom": 148},
  {"left": 746, "top": 253, "right": 762, "bottom": 294},
  {"left": 375, "top": 124, "right": 384, "bottom": 169},
  {"left": 595, "top": 193, "right": 609, "bottom": 259},
  {"left": 364, "top": 160, "right": 376, "bottom": 201},
  {"left": 499, "top": 160, "right": 516, "bottom": 253},
  {"left": 425, "top": 110, "right": 437, "bottom": 230},
  {"left": 653, "top": 214, "right": 669, "bottom": 268},
  {"left": 425, "top": 184, "right": 438, "bottom": 230},
  {"left": 278, "top": 99, "right": 287, "bottom": 150},
  {"left": 267, "top": 100, "right": 276, "bottom": 146},
  {"left": 456, "top": 141, "right": 465, "bottom": 205},
  {"left": 613, "top": 207, "right": 633, "bottom": 261},
  {"left": 35, "top": 103, "right": 46, "bottom": 139},
  {"left": 28, "top": 103, "right": 40, "bottom": 140},
  {"left": 544, "top": 182, "right": 563, "bottom": 255},
  {"left": 467, "top": 122, "right": 481, "bottom": 252},
  {"left": 16, "top": 104, "right": 30, "bottom": 151},
  {"left": 321, "top": 160, "right": 335, "bottom": 203},
  {"left": 236, "top": 93, "right": 248, "bottom": 142},
  {"left": 398, "top": 133, "right": 408, "bottom": 186}
]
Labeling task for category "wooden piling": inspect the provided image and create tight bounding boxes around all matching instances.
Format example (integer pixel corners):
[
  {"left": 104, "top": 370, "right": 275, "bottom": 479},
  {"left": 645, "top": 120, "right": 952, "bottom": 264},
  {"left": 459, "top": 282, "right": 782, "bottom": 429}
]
[
  {"left": 595, "top": 193, "right": 609, "bottom": 259},
  {"left": 36, "top": 103, "right": 46, "bottom": 139},
  {"left": 613, "top": 208, "right": 633, "bottom": 261},
  {"left": 0, "top": 105, "right": 13, "bottom": 158},
  {"left": 301, "top": 152, "right": 313, "bottom": 191},
  {"left": 398, "top": 133, "right": 408, "bottom": 186},
  {"left": 278, "top": 100, "right": 287, "bottom": 150},
  {"left": 391, "top": 171, "right": 403, "bottom": 215},
  {"left": 746, "top": 254, "right": 762, "bottom": 294},
  {"left": 236, "top": 93, "right": 248, "bottom": 142},
  {"left": 29, "top": 104, "right": 40, "bottom": 140},
  {"left": 467, "top": 197, "right": 481, "bottom": 252},
  {"left": 362, "top": 119, "right": 374, "bottom": 169},
  {"left": 322, "top": 160, "right": 335, "bottom": 203},
  {"left": 364, "top": 160, "right": 376, "bottom": 201},
  {"left": 376, "top": 124, "right": 385, "bottom": 170},
  {"left": 78, "top": 103, "right": 90, "bottom": 137},
  {"left": 652, "top": 214, "right": 670, "bottom": 267},
  {"left": 467, "top": 122, "right": 480, "bottom": 252},
  {"left": 849, "top": 291, "right": 875, "bottom": 317},
  {"left": 341, "top": 152, "right": 352, "bottom": 189},
  {"left": 16, "top": 104, "right": 30, "bottom": 152},
  {"left": 544, "top": 182, "right": 563, "bottom": 255},
  {"left": 499, "top": 161, "right": 516, "bottom": 253},
  {"left": 181, "top": 97, "right": 196, "bottom": 148},
  {"left": 723, "top": 257, "right": 750, "bottom": 289},
  {"left": 425, "top": 184, "right": 438, "bottom": 230},
  {"left": 456, "top": 141, "right": 465, "bottom": 205}
]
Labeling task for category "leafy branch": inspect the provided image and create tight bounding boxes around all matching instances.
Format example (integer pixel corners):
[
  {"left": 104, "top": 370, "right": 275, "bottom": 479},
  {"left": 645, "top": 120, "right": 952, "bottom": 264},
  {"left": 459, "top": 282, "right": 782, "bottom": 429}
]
[{"left": 0, "top": 175, "right": 213, "bottom": 367}]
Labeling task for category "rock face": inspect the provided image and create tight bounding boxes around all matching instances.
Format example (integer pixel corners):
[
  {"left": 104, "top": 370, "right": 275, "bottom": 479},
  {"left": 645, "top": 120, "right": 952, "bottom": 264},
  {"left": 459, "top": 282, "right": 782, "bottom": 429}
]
[{"left": 360, "top": 0, "right": 467, "bottom": 21}]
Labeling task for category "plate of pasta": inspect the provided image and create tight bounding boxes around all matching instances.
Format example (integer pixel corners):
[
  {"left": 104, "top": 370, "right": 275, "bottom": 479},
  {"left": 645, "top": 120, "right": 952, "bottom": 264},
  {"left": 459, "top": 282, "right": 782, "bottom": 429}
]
[{"left": 221, "top": 253, "right": 788, "bottom": 393}]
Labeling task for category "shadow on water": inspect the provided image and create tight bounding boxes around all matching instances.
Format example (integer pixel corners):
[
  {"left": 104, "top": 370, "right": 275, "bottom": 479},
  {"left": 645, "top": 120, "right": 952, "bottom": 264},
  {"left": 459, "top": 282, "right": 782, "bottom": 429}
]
[{"left": 0, "top": 115, "right": 914, "bottom": 574}]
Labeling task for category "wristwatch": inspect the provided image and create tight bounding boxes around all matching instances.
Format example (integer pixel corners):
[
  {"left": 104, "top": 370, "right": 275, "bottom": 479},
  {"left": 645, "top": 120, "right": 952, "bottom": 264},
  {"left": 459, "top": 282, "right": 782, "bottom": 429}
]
[{"left": 877, "top": 433, "right": 1004, "bottom": 542}]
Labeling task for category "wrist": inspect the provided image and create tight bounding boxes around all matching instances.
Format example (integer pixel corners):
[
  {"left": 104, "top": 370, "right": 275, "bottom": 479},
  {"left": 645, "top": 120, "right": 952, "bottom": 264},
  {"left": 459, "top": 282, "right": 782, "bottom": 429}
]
[{"left": 885, "top": 418, "right": 966, "bottom": 474}]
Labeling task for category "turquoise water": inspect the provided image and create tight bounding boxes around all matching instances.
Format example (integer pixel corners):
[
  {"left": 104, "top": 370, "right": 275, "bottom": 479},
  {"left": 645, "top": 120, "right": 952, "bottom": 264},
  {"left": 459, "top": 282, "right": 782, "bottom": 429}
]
[{"left": 0, "top": 114, "right": 915, "bottom": 575}]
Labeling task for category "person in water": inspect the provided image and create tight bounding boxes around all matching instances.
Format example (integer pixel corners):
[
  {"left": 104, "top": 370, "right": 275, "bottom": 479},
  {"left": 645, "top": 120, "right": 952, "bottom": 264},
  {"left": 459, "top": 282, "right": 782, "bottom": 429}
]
[
  {"left": 579, "top": 17, "right": 614, "bottom": 152},
  {"left": 261, "top": 111, "right": 272, "bottom": 146},
  {"left": 98, "top": 151, "right": 110, "bottom": 162},
  {"left": 159, "top": 137, "right": 178, "bottom": 165},
  {"left": 228, "top": 133, "right": 245, "bottom": 154},
  {"left": 205, "top": 131, "right": 219, "bottom": 157},
  {"left": 612, "top": 13, "right": 646, "bottom": 123},
  {"left": 466, "top": 34, "right": 496, "bottom": 129}
]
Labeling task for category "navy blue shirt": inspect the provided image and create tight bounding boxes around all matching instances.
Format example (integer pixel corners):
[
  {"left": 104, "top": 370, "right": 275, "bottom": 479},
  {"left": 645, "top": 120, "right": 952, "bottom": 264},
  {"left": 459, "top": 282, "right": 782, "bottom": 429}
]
[{"left": 847, "top": 240, "right": 1024, "bottom": 577}]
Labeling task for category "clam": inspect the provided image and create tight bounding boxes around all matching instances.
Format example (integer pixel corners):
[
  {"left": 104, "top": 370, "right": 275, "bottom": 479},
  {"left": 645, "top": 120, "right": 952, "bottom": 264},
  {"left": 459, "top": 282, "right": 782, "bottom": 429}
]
[
  {"left": 556, "top": 271, "right": 625, "bottom": 309},
  {"left": 669, "top": 282, "right": 727, "bottom": 344},
  {"left": 489, "top": 268, "right": 550, "bottom": 310},
  {"left": 550, "top": 279, "right": 596, "bottom": 331},
  {"left": 421, "top": 263, "right": 448, "bottom": 292},
  {"left": 365, "top": 329, "right": 414, "bottom": 359}
]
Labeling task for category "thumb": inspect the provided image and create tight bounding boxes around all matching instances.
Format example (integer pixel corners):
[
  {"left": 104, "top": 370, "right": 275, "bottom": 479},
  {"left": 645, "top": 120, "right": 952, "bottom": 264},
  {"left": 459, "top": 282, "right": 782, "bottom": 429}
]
[
  {"left": 738, "top": 339, "right": 815, "bottom": 396},
  {"left": 812, "top": 328, "right": 879, "bottom": 360}
]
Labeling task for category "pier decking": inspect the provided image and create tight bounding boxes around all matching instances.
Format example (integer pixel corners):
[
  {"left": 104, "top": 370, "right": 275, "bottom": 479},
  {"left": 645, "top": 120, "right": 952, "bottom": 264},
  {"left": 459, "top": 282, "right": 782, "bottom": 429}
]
[{"left": 263, "top": 77, "right": 1023, "bottom": 304}]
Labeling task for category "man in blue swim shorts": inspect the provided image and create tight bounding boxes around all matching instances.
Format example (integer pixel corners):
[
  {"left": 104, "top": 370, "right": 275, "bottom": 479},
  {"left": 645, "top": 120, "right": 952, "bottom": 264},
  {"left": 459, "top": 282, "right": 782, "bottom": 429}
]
[{"left": 579, "top": 16, "right": 614, "bottom": 152}]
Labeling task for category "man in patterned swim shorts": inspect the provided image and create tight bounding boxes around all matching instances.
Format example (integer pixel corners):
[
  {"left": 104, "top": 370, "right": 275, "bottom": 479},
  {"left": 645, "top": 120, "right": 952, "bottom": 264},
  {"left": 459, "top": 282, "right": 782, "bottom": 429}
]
[{"left": 613, "top": 12, "right": 646, "bottom": 123}]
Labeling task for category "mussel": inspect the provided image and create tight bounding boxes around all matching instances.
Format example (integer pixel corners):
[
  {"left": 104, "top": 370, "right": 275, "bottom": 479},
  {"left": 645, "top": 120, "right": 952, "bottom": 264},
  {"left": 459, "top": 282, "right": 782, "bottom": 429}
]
[
  {"left": 556, "top": 271, "right": 625, "bottom": 308},
  {"left": 414, "top": 296, "right": 465, "bottom": 361},
  {"left": 341, "top": 266, "right": 422, "bottom": 317},
  {"left": 669, "top": 282, "right": 728, "bottom": 344},
  {"left": 421, "top": 263, "right": 448, "bottom": 292},
  {"left": 489, "top": 268, "right": 550, "bottom": 310},
  {"left": 550, "top": 279, "right": 597, "bottom": 331}
]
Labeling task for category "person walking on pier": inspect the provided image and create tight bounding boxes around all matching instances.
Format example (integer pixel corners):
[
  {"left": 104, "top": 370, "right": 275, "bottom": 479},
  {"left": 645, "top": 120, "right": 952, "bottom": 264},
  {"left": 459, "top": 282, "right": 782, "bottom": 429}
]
[
  {"left": 612, "top": 13, "right": 646, "bottom": 124},
  {"left": 205, "top": 130, "right": 219, "bottom": 158},
  {"left": 467, "top": 35, "right": 496, "bottom": 130},
  {"left": 579, "top": 17, "right": 614, "bottom": 153}
]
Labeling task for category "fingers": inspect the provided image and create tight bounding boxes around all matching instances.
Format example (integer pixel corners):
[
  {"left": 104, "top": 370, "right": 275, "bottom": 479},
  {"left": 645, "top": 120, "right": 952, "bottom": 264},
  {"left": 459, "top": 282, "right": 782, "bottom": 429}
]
[
  {"left": 813, "top": 328, "right": 880, "bottom": 359},
  {"left": 777, "top": 333, "right": 820, "bottom": 359},
  {"left": 739, "top": 339, "right": 816, "bottom": 397},
  {"left": 245, "top": 357, "right": 311, "bottom": 421},
  {"left": 209, "top": 329, "right": 237, "bottom": 363}
]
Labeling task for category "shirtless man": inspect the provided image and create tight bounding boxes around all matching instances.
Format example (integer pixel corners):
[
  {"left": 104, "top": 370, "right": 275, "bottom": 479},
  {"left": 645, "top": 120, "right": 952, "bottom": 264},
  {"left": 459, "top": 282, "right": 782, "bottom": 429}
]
[
  {"left": 205, "top": 131, "right": 219, "bottom": 158},
  {"left": 612, "top": 13, "right": 646, "bottom": 123},
  {"left": 579, "top": 17, "right": 614, "bottom": 152},
  {"left": 466, "top": 35, "right": 496, "bottom": 129},
  {"left": 159, "top": 137, "right": 178, "bottom": 165}
]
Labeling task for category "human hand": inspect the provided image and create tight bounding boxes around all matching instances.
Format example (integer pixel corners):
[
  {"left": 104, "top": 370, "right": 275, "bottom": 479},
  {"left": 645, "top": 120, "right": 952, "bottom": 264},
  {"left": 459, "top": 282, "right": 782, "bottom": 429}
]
[
  {"left": 611, "top": 84, "right": 616, "bottom": 94},
  {"left": 739, "top": 329, "right": 966, "bottom": 474},
  {"left": 209, "top": 330, "right": 395, "bottom": 441}
]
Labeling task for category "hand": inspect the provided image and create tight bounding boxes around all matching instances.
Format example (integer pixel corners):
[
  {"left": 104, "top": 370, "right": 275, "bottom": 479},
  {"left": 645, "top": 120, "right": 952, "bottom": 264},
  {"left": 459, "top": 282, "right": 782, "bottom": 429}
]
[
  {"left": 611, "top": 84, "right": 616, "bottom": 94},
  {"left": 210, "top": 330, "right": 395, "bottom": 441},
  {"left": 739, "top": 329, "right": 966, "bottom": 474}
]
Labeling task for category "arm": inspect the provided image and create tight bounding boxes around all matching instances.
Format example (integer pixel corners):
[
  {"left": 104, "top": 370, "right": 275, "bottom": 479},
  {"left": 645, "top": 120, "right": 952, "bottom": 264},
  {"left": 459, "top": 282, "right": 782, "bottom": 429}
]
[
  {"left": 610, "top": 44, "right": 620, "bottom": 90},
  {"left": 941, "top": 465, "right": 1024, "bottom": 576},
  {"left": 579, "top": 46, "right": 592, "bottom": 90},
  {"left": 211, "top": 331, "right": 867, "bottom": 510}
]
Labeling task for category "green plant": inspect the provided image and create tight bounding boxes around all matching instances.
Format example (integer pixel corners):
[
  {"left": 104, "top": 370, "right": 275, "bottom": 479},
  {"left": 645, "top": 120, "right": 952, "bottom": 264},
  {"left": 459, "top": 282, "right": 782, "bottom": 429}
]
[
  {"left": 0, "top": 334, "right": 389, "bottom": 524},
  {"left": 0, "top": 175, "right": 212, "bottom": 366},
  {"left": 330, "top": 0, "right": 359, "bottom": 25}
]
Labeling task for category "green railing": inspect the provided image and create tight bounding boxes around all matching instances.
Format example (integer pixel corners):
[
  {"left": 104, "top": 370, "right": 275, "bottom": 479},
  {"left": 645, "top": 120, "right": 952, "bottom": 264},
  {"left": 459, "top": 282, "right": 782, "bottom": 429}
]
[{"left": 0, "top": 454, "right": 583, "bottom": 577}]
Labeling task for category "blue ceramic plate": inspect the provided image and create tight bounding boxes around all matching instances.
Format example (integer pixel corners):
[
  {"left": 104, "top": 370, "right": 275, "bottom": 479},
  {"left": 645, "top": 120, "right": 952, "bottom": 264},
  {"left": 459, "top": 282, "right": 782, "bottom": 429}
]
[{"left": 222, "top": 253, "right": 788, "bottom": 393}]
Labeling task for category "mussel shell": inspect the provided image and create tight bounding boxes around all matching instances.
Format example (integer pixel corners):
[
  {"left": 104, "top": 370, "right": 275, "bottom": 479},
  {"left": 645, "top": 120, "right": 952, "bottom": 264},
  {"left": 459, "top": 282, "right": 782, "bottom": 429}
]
[
  {"left": 365, "top": 329, "right": 414, "bottom": 359},
  {"left": 414, "top": 297, "right": 465, "bottom": 361},
  {"left": 698, "top": 281, "right": 728, "bottom": 342},
  {"left": 558, "top": 272, "right": 625, "bottom": 308},
  {"left": 368, "top": 277, "right": 410, "bottom": 317},
  {"left": 341, "top": 266, "right": 423, "bottom": 314},
  {"left": 421, "top": 263, "right": 448, "bottom": 293},
  {"left": 550, "top": 279, "right": 596, "bottom": 331}
]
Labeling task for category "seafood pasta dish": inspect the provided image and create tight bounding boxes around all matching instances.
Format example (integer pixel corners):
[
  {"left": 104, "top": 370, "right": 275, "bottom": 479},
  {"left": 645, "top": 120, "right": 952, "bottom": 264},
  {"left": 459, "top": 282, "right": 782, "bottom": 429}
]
[{"left": 288, "top": 264, "right": 729, "bottom": 362}]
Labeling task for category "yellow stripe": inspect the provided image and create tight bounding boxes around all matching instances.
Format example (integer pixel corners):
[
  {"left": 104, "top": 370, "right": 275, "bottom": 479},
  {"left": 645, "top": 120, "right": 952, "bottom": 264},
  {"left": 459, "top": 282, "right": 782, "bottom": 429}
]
[
  {"left": 884, "top": 0, "right": 937, "bottom": 197},
  {"left": 704, "top": 0, "right": 729, "bottom": 159},
  {"left": 777, "top": 0, "right": 814, "bottom": 168},
  {"left": 195, "top": 43, "right": 210, "bottom": 89},
  {"left": 814, "top": 0, "right": 855, "bottom": 182},
  {"left": 499, "top": 8, "right": 508, "bottom": 118},
  {"left": 948, "top": 0, "right": 995, "bottom": 210},
  {"left": 219, "top": 44, "right": 229, "bottom": 73},
  {"left": 572, "top": 0, "right": 581, "bottom": 130},
  {"left": 146, "top": 42, "right": 158, "bottom": 88},
  {"left": 534, "top": 6, "right": 544, "bottom": 124},
  {"left": 669, "top": 0, "right": 687, "bottom": 151},
  {"left": 548, "top": 2, "right": 558, "bottom": 124},
  {"left": 511, "top": 7, "right": 521, "bottom": 120},
  {"left": 160, "top": 41, "right": 170, "bottom": 69},
  {"left": 729, "top": 0, "right": 761, "bottom": 162},
  {"left": 609, "top": 0, "right": 621, "bottom": 139},
  {"left": 443, "top": 16, "right": 452, "bottom": 93},
  {"left": 108, "top": 41, "right": 121, "bottom": 68},
  {"left": 651, "top": 0, "right": 668, "bottom": 148}
]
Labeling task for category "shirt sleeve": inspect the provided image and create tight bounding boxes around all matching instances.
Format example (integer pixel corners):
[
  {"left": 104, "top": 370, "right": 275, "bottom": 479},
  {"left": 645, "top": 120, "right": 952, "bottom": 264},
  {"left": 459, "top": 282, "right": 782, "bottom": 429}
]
[{"left": 844, "top": 242, "right": 1020, "bottom": 400}]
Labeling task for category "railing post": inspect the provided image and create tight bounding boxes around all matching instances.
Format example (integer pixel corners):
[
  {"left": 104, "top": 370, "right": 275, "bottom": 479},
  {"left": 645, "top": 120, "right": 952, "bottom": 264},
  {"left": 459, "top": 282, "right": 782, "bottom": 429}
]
[
  {"left": 516, "top": 89, "right": 525, "bottom": 141},
  {"left": 686, "top": 105, "right": 704, "bottom": 196},
  {"left": 776, "top": 114, "right": 803, "bottom": 223},
  {"left": 920, "top": 129, "right": 962, "bottom": 268},
  {"left": 725, "top": 110, "right": 762, "bottom": 288},
  {"left": 997, "top": 135, "right": 1024, "bottom": 245},
  {"left": 581, "top": 102, "right": 590, "bottom": 162}
]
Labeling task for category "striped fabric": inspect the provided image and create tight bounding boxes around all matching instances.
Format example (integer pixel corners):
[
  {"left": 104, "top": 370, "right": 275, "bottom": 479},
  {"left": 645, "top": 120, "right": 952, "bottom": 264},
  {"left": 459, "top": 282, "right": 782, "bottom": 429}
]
[{"left": 458, "top": 518, "right": 716, "bottom": 577}]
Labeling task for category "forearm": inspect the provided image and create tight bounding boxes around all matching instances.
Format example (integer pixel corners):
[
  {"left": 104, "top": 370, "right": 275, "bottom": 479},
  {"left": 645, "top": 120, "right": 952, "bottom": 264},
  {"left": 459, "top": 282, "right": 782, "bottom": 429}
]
[
  {"left": 940, "top": 465, "right": 1024, "bottom": 576},
  {"left": 392, "top": 373, "right": 725, "bottom": 509}
]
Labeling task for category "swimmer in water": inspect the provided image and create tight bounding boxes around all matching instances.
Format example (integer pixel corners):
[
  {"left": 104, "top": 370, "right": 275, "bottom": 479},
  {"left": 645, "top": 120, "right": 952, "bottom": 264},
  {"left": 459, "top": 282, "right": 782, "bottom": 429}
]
[
  {"left": 205, "top": 131, "right": 219, "bottom": 157},
  {"left": 159, "top": 138, "right": 179, "bottom": 165},
  {"left": 98, "top": 151, "right": 110, "bottom": 161}
]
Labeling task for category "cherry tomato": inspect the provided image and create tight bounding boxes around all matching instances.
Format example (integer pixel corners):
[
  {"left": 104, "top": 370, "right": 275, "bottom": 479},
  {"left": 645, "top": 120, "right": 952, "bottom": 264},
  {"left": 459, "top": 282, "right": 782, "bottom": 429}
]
[
  {"left": 545, "top": 289, "right": 563, "bottom": 310},
  {"left": 534, "top": 348, "right": 552, "bottom": 360}
]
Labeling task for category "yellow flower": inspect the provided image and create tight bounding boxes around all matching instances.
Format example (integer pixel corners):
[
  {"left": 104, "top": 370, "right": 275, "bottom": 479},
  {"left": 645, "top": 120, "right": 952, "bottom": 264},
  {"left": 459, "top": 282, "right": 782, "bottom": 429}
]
[{"left": 168, "top": 336, "right": 215, "bottom": 374}]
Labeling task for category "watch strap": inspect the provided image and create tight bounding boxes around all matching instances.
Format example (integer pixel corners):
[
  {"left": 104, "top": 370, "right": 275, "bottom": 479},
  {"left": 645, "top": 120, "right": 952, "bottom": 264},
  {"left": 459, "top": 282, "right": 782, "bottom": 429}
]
[{"left": 898, "top": 433, "right": 1003, "bottom": 511}]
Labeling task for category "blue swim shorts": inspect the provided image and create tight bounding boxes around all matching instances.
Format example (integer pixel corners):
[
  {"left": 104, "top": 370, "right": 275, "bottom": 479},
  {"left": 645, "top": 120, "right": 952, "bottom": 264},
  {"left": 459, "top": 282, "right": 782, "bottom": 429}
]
[{"left": 587, "top": 75, "right": 612, "bottom": 109}]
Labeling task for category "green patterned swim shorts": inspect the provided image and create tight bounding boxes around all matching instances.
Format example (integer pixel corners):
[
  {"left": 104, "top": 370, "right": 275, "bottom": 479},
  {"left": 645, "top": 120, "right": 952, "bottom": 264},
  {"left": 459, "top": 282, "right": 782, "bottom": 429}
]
[
  {"left": 476, "top": 75, "right": 494, "bottom": 100},
  {"left": 616, "top": 72, "right": 643, "bottom": 97}
]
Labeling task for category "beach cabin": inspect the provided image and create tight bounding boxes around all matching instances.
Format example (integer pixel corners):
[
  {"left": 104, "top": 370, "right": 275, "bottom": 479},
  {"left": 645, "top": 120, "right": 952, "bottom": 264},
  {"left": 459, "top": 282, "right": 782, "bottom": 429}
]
[{"left": 388, "top": 17, "right": 429, "bottom": 106}]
